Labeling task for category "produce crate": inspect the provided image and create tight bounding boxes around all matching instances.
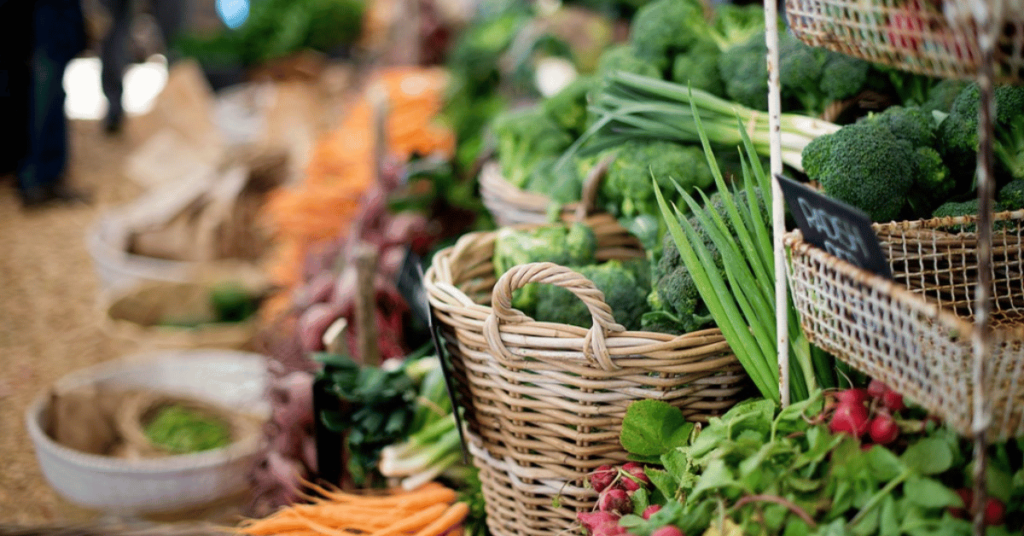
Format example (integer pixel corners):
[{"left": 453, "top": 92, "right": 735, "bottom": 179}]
[
  {"left": 478, "top": 159, "right": 611, "bottom": 227},
  {"left": 786, "top": 0, "right": 1024, "bottom": 83},
  {"left": 425, "top": 214, "right": 747, "bottom": 536},
  {"left": 784, "top": 210, "right": 1024, "bottom": 441}
]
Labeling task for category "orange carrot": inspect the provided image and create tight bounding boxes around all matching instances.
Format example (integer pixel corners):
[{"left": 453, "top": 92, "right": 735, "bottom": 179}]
[
  {"left": 366, "top": 502, "right": 449, "bottom": 536},
  {"left": 409, "top": 503, "right": 470, "bottom": 536}
]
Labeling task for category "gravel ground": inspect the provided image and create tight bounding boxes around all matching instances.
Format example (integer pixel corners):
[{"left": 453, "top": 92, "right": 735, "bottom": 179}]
[{"left": 0, "top": 119, "right": 145, "bottom": 524}]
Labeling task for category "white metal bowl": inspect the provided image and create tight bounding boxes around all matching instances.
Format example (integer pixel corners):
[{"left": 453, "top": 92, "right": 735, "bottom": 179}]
[{"left": 25, "top": 349, "right": 270, "bottom": 515}]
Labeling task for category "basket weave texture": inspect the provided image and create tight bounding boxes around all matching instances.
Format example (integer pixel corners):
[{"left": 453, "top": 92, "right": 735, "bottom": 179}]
[
  {"left": 424, "top": 215, "right": 747, "bottom": 536},
  {"left": 786, "top": 0, "right": 1024, "bottom": 83},
  {"left": 785, "top": 210, "right": 1024, "bottom": 441},
  {"left": 478, "top": 160, "right": 610, "bottom": 227}
]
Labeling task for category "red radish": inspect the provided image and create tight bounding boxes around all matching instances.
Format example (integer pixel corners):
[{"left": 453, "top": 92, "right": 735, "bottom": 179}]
[
  {"left": 642, "top": 505, "right": 662, "bottom": 520},
  {"left": 651, "top": 526, "right": 685, "bottom": 536},
  {"left": 836, "top": 388, "right": 869, "bottom": 407},
  {"left": 598, "top": 488, "right": 633, "bottom": 516},
  {"left": 830, "top": 401, "right": 870, "bottom": 437},
  {"left": 881, "top": 390, "right": 905, "bottom": 412},
  {"left": 621, "top": 462, "right": 650, "bottom": 491},
  {"left": 887, "top": 0, "right": 925, "bottom": 52},
  {"left": 297, "top": 302, "right": 343, "bottom": 352},
  {"left": 949, "top": 488, "right": 972, "bottom": 519},
  {"left": 867, "top": 379, "right": 889, "bottom": 399},
  {"left": 868, "top": 413, "right": 900, "bottom": 444},
  {"left": 985, "top": 497, "right": 1006, "bottom": 525},
  {"left": 293, "top": 272, "right": 336, "bottom": 309},
  {"left": 577, "top": 512, "right": 625, "bottom": 536},
  {"left": 590, "top": 465, "right": 617, "bottom": 493}
]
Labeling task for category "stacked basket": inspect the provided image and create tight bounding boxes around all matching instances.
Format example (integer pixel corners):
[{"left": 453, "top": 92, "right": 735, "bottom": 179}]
[{"left": 425, "top": 215, "right": 747, "bottom": 536}]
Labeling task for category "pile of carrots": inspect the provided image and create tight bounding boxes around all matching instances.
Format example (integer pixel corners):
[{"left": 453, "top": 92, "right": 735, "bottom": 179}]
[
  {"left": 259, "top": 66, "right": 455, "bottom": 299},
  {"left": 235, "top": 481, "right": 469, "bottom": 536}
]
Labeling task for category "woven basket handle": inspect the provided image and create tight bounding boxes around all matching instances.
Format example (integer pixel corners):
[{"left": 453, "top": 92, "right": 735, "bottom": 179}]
[
  {"left": 573, "top": 153, "right": 616, "bottom": 222},
  {"left": 484, "top": 262, "right": 626, "bottom": 371}
]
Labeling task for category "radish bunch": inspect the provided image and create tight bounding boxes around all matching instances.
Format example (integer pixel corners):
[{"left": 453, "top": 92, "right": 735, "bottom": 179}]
[
  {"left": 948, "top": 487, "right": 1006, "bottom": 526},
  {"left": 828, "top": 380, "right": 904, "bottom": 446},
  {"left": 578, "top": 463, "right": 684, "bottom": 536}
]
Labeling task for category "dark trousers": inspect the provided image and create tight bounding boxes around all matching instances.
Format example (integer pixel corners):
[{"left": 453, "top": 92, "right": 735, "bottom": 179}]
[
  {"left": 100, "top": 0, "right": 183, "bottom": 120},
  {"left": 16, "top": 0, "right": 86, "bottom": 195},
  {"left": 0, "top": 0, "right": 33, "bottom": 175}
]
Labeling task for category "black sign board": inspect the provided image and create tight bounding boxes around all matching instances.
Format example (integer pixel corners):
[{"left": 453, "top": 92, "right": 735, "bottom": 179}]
[
  {"left": 776, "top": 175, "right": 892, "bottom": 279},
  {"left": 396, "top": 248, "right": 470, "bottom": 463}
]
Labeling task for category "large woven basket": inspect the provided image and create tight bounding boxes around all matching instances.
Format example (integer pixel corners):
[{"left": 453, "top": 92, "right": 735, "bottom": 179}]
[
  {"left": 785, "top": 209, "right": 1024, "bottom": 441},
  {"left": 786, "top": 0, "right": 1024, "bottom": 83},
  {"left": 478, "top": 158, "right": 612, "bottom": 227},
  {"left": 424, "top": 215, "right": 747, "bottom": 536}
]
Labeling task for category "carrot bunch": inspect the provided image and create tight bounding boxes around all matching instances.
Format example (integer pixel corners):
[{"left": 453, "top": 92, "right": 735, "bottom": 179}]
[
  {"left": 259, "top": 66, "right": 455, "bottom": 293},
  {"left": 236, "top": 481, "right": 469, "bottom": 536}
]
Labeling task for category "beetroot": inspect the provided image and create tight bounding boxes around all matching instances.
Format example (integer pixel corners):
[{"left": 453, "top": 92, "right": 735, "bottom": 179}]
[
  {"left": 868, "top": 413, "right": 899, "bottom": 445},
  {"left": 297, "top": 302, "right": 343, "bottom": 352},
  {"left": 597, "top": 488, "right": 633, "bottom": 516},
  {"left": 642, "top": 505, "right": 662, "bottom": 520},
  {"left": 590, "top": 465, "right": 617, "bottom": 493},
  {"left": 830, "top": 401, "right": 870, "bottom": 437},
  {"left": 650, "top": 526, "right": 685, "bottom": 536},
  {"left": 621, "top": 462, "right": 650, "bottom": 491}
]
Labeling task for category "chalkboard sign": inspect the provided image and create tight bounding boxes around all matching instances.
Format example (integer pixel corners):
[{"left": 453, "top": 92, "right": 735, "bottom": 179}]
[
  {"left": 776, "top": 175, "right": 892, "bottom": 279},
  {"left": 395, "top": 248, "right": 470, "bottom": 463}
]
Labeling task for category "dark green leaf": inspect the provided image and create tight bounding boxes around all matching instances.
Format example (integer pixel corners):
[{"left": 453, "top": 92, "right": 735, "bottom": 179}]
[
  {"left": 904, "top": 476, "right": 962, "bottom": 508},
  {"left": 320, "top": 409, "right": 349, "bottom": 432},
  {"left": 850, "top": 503, "right": 879, "bottom": 536},
  {"left": 782, "top": 519, "right": 812, "bottom": 536},
  {"left": 902, "top": 438, "right": 954, "bottom": 475},
  {"left": 620, "top": 399, "right": 694, "bottom": 457},
  {"left": 984, "top": 464, "right": 1014, "bottom": 504},
  {"left": 762, "top": 503, "right": 787, "bottom": 532}
]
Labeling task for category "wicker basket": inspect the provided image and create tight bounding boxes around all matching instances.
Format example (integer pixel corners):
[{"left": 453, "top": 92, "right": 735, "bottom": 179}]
[
  {"left": 424, "top": 215, "right": 747, "bottom": 536},
  {"left": 478, "top": 157, "right": 612, "bottom": 227},
  {"left": 786, "top": 0, "right": 1024, "bottom": 83},
  {"left": 785, "top": 209, "right": 1024, "bottom": 441}
]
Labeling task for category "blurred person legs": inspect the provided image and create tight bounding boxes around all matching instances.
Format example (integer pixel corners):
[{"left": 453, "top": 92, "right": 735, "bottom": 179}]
[
  {"left": 100, "top": 0, "right": 184, "bottom": 133},
  {"left": 19, "top": 0, "right": 91, "bottom": 208},
  {"left": 0, "top": 0, "right": 33, "bottom": 176}
]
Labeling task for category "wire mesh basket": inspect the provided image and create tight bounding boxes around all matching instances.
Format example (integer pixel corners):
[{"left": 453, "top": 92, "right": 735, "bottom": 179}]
[
  {"left": 784, "top": 209, "right": 1024, "bottom": 441},
  {"left": 785, "top": 0, "right": 1024, "bottom": 83}
]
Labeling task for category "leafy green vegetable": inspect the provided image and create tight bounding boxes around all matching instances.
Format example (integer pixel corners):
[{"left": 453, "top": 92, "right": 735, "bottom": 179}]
[
  {"left": 143, "top": 405, "right": 232, "bottom": 454},
  {"left": 620, "top": 399, "right": 694, "bottom": 458}
]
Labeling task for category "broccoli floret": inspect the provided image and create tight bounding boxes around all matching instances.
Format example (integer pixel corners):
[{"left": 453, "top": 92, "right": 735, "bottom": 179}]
[
  {"left": 868, "top": 105, "right": 938, "bottom": 149},
  {"left": 911, "top": 146, "right": 955, "bottom": 212},
  {"left": 707, "top": 3, "right": 765, "bottom": 50},
  {"left": 671, "top": 40, "right": 724, "bottom": 97},
  {"left": 492, "top": 223, "right": 599, "bottom": 314},
  {"left": 932, "top": 199, "right": 981, "bottom": 219},
  {"left": 534, "top": 260, "right": 651, "bottom": 331},
  {"left": 596, "top": 44, "right": 663, "bottom": 79},
  {"left": 628, "top": 0, "right": 707, "bottom": 71},
  {"left": 999, "top": 179, "right": 1024, "bottom": 210},
  {"left": 819, "top": 51, "right": 871, "bottom": 103},
  {"left": 717, "top": 32, "right": 768, "bottom": 111},
  {"left": 542, "top": 75, "right": 596, "bottom": 137},
  {"left": 524, "top": 157, "right": 584, "bottom": 205},
  {"left": 445, "top": 13, "right": 527, "bottom": 93},
  {"left": 920, "top": 78, "right": 970, "bottom": 113},
  {"left": 491, "top": 107, "right": 574, "bottom": 188},
  {"left": 939, "top": 83, "right": 1024, "bottom": 188},
  {"left": 778, "top": 34, "right": 827, "bottom": 115},
  {"left": 603, "top": 140, "right": 715, "bottom": 220},
  {"left": 802, "top": 121, "right": 916, "bottom": 222}
]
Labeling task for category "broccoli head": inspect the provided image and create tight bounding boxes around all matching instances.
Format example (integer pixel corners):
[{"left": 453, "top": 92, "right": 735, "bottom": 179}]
[
  {"left": 596, "top": 44, "right": 663, "bottom": 79},
  {"left": 939, "top": 83, "right": 1024, "bottom": 188},
  {"left": 802, "top": 121, "right": 916, "bottom": 222},
  {"left": 932, "top": 199, "right": 982, "bottom": 219},
  {"left": 671, "top": 40, "right": 725, "bottom": 97},
  {"left": 491, "top": 106, "right": 574, "bottom": 188},
  {"left": 628, "top": 0, "right": 708, "bottom": 71},
  {"left": 999, "top": 179, "right": 1024, "bottom": 211},
  {"left": 534, "top": 259, "right": 651, "bottom": 331},
  {"left": 641, "top": 232, "right": 714, "bottom": 334},
  {"left": 542, "top": 75, "right": 596, "bottom": 137},
  {"left": 920, "top": 78, "right": 970, "bottom": 114},
  {"left": 492, "top": 223, "right": 599, "bottom": 314},
  {"left": 779, "top": 33, "right": 827, "bottom": 115},
  {"left": 717, "top": 32, "right": 769, "bottom": 111},
  {"left": 603, "top": 140, "right": 715, "bottom": 220},
  {"left": 819, "top": 51, "right": 871, "bottom": 103},
  {"left": 867, "top": 105, "right": 938, "bottom": 149},
  {"left": 707, "top": 3, "right": 765, "bottom": 50}
]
